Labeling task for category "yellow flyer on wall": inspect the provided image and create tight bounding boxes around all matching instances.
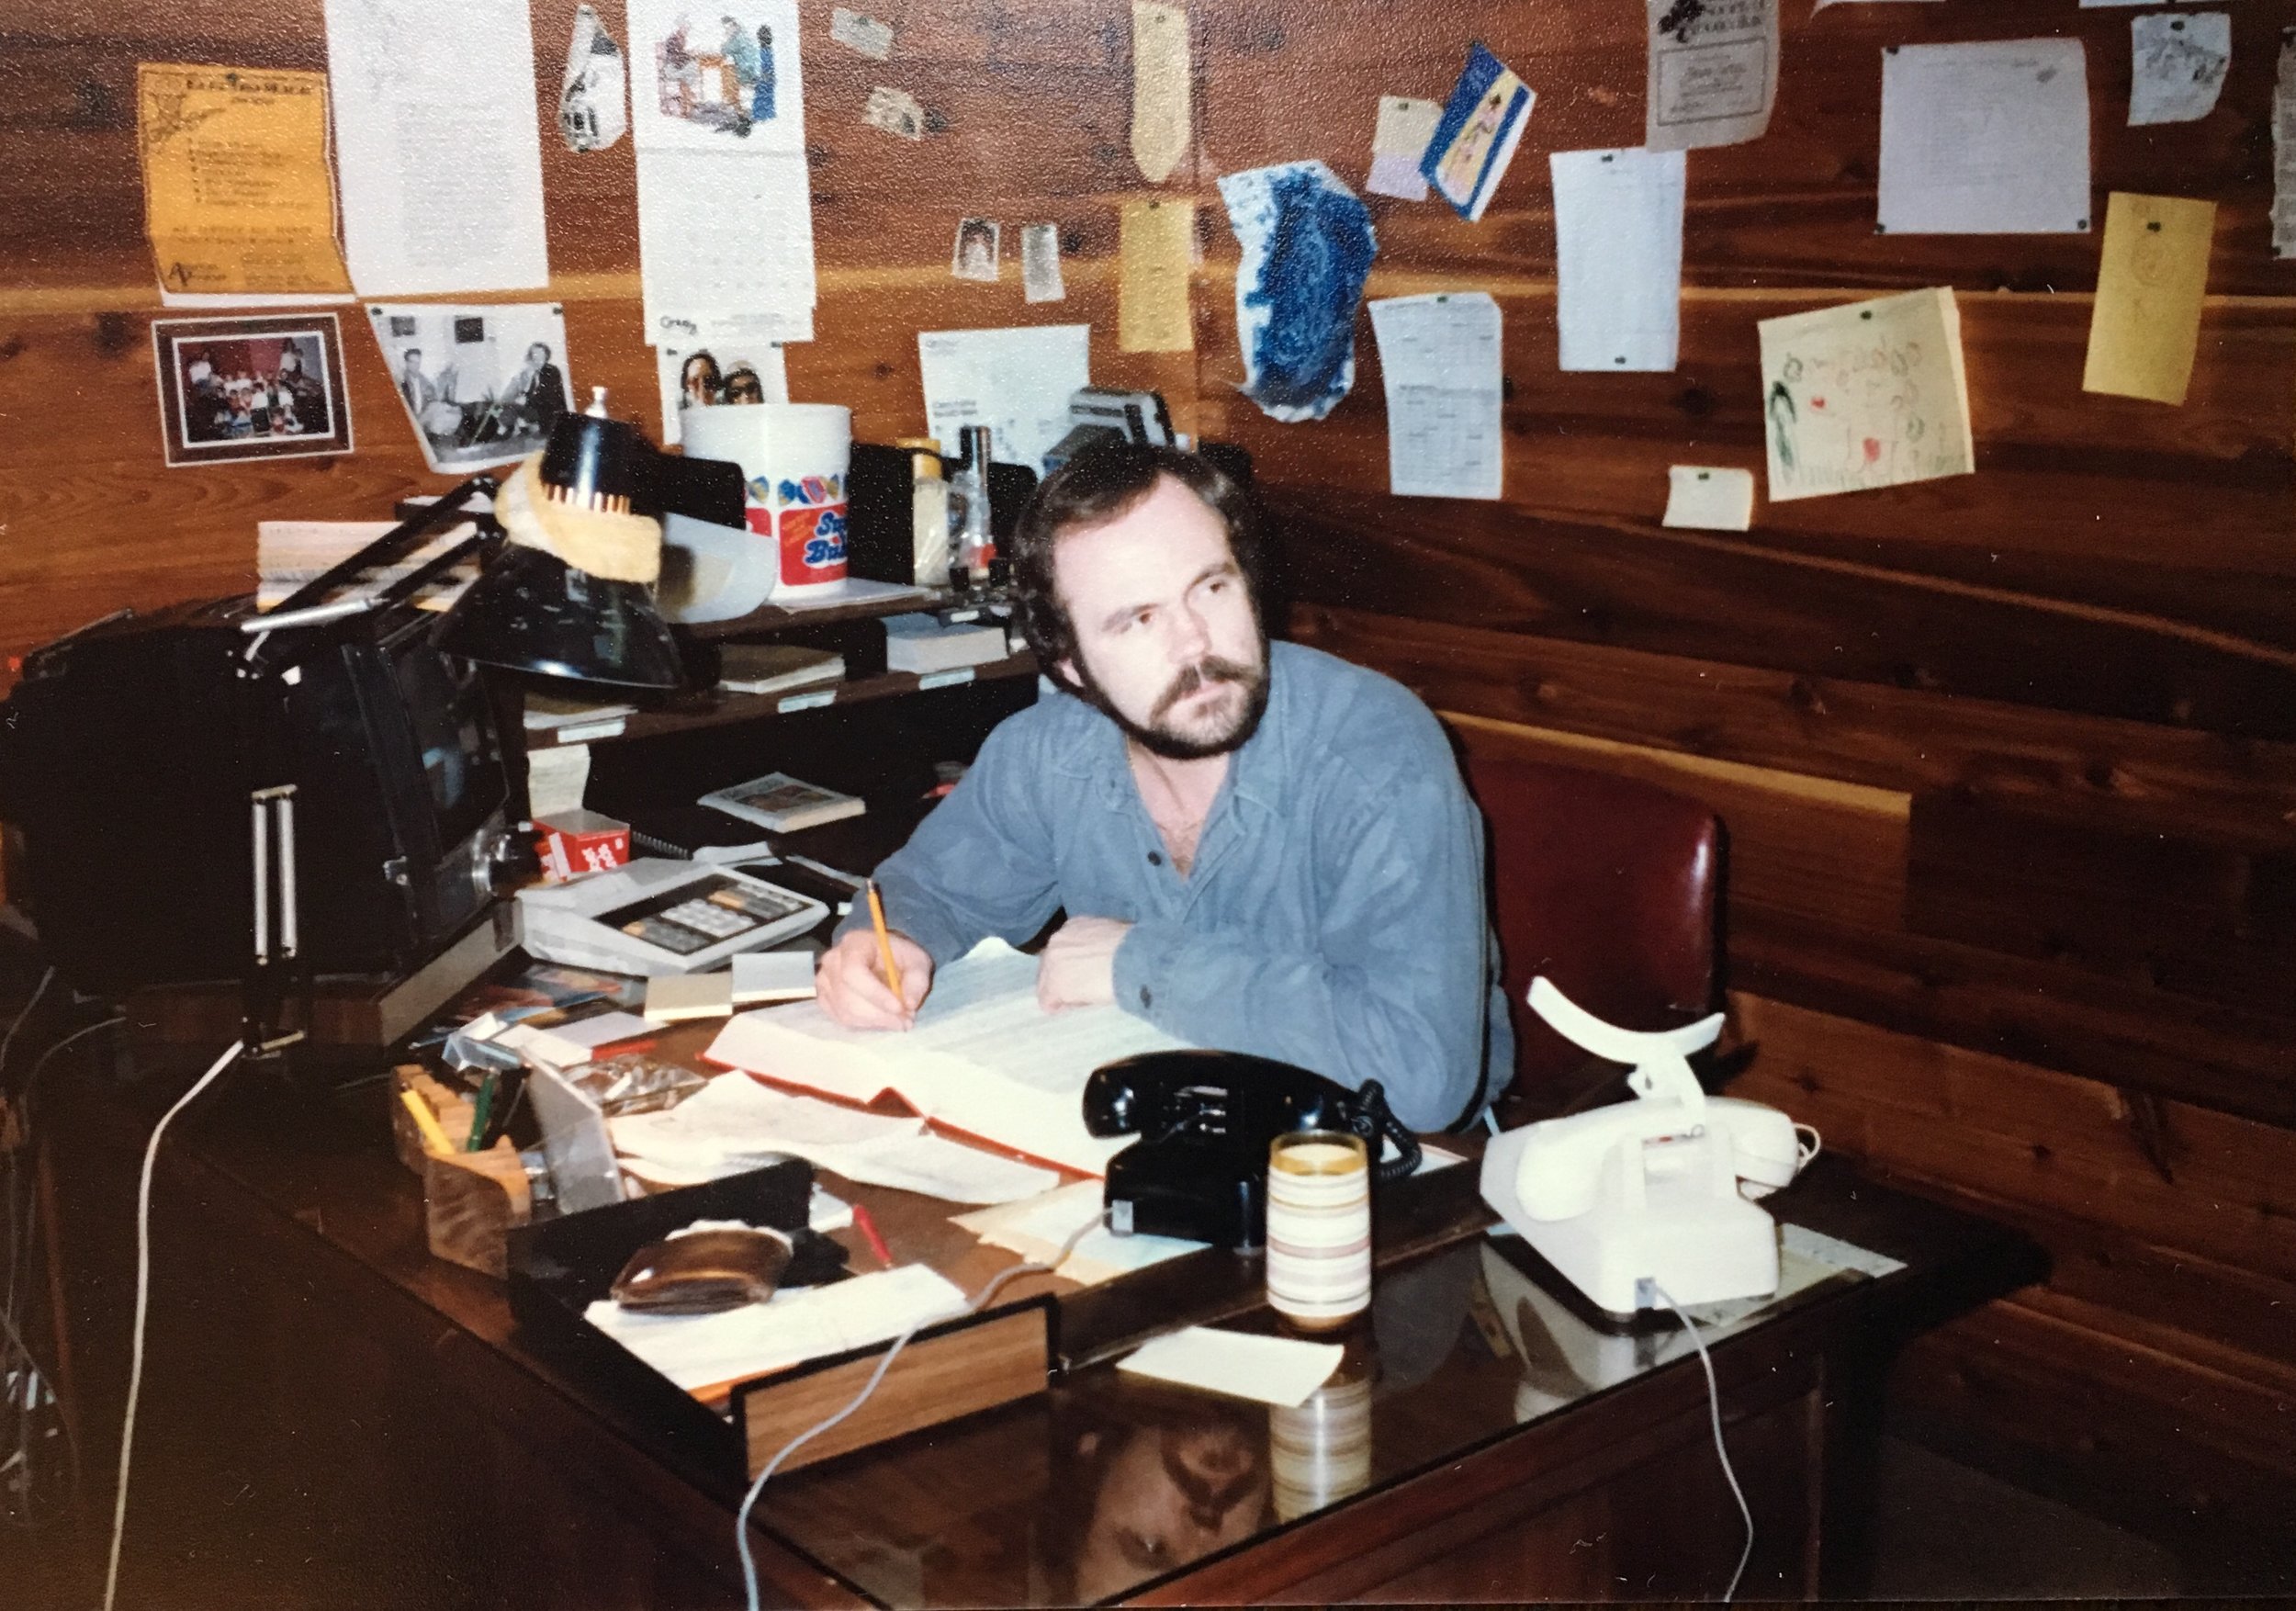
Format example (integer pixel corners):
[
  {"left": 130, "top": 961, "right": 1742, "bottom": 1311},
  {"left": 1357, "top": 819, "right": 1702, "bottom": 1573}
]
[{"left": 136, "top": 63, "right": 351, "bottom": 298}]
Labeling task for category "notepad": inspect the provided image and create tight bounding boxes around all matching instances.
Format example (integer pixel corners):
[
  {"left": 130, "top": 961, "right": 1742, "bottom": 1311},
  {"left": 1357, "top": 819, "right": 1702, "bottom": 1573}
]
[
  {"left": 732, "top": 948, "right": 818, "bottom": 1004},
  {"left": 1120, "top": 1326, "right": 1344, "bottom": 1407},
  {"left": 704, "top": 939, "right": 1194, "bottom": 1176}
]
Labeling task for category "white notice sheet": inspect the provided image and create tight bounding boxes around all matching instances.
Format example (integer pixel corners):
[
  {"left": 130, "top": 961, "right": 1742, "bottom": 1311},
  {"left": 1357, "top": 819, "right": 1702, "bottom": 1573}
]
[
  {"left": 2279, "top": 32, "right": 2296, "bottom": 259},
  {"left": 917, "top": 325, "right": 1092, "bottom": 475},
  {"left": 2130, "top": 12, "right": 2231, "bottom": 128},
  {"left": 1644, "top": 0, "right": 1779, "bottom": 152},
  {"left": 324, "top": 0, "right": 551, "bottom": 296},
  {"left": 1551, "top": 148, "right": 1684, "bottom": 373},
  {"left": 1877, "top": 39, "right": 2092, "bottom": 236},
  {"left": 1368, "top": 292, "right": 1504, "bottom": 501}
]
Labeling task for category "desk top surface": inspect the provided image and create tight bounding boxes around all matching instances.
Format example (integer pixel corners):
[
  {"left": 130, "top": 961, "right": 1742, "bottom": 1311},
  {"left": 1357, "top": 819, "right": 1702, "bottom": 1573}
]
[{"left": 152, "top": 1041, "right": 2020, "bottom": 1609}]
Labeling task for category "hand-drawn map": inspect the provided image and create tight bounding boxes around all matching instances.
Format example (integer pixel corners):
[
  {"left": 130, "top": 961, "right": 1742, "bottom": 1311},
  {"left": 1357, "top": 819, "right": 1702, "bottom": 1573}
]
[{"left": 1756, "top": 287, "right": 1974, "bottom": 502}]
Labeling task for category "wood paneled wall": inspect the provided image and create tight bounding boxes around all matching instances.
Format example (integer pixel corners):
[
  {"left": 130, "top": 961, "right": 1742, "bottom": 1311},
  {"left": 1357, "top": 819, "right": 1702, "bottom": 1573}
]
[{"left": 3, "top": 0, "right": 2290, "bottom": 1566}]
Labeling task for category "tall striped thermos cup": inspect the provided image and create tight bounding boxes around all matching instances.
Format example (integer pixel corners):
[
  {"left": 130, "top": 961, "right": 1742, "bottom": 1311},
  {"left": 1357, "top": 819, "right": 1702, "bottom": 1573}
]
[{"left": 1264, "top": 1130, "right": 1372, "bottom": 1331}]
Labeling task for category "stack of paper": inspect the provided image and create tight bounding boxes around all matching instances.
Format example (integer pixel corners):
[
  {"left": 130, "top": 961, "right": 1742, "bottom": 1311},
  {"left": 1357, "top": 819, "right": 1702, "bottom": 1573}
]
[
  {"left": 611, "top": 1072, "right": 1059, "bottom": 1204},
  {"left": 586, "top": 1263, "right": 967, "bottom": 1396},
  {"left": 704, "top": 939, "right": 1193, "bottom": 1176},
  {"left": 953, "top": 1180, "right": 1206, "bottom": 1287},
  {"left": 256, "top": 521, "right": 477, "bottom": 611}
]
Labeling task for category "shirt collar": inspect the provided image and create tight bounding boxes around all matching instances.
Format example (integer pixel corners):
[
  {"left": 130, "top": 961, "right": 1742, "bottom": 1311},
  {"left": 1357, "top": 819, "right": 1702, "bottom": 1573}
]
[{"left": 1046, "top": 647, "right": 1295, "bottom": 818}]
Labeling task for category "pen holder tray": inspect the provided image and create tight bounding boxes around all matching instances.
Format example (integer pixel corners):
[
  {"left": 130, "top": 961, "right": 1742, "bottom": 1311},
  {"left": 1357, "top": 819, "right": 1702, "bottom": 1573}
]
[{"left": 390, "top": 1065, "right": 532, "bottom": 1279}]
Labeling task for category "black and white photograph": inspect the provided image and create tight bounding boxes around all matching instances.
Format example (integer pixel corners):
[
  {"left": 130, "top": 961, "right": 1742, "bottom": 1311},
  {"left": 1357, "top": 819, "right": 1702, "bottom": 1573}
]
[
  {"left": 151, "top": 313, "right": 354, "bottom": 468},
  {"left": 366, "top": 301, "right": 574, "bottom": 473},
  {"left": 951, "top": 216, "right": 1001, "bottom": 282}
]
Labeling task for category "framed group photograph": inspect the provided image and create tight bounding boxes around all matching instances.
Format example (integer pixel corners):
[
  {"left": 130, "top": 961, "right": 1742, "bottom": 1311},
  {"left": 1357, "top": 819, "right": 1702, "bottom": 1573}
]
[{"left": 152, "top": 313, "right": 355, "bottom": 468}]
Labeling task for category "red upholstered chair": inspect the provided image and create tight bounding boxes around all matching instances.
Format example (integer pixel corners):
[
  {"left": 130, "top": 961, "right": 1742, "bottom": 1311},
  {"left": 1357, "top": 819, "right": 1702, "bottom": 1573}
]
[{"left": 1463, "top": 755, "right": 1725, "bottom": 1119}]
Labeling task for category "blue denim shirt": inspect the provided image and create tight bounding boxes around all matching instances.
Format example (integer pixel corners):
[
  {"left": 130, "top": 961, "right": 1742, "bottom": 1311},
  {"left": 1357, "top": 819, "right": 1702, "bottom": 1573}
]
[{"left": 837, "top": 642, "right": 1512, "bottom": 1131}]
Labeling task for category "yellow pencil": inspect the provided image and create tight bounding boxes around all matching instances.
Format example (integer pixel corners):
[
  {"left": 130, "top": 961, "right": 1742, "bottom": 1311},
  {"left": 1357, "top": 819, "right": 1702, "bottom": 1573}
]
[
  {"left": 866, "top": 879, "right": 905, "bottom": 1001},
  {"left": 399, "top": 1086, "right": 455, "bottom": 1155}
]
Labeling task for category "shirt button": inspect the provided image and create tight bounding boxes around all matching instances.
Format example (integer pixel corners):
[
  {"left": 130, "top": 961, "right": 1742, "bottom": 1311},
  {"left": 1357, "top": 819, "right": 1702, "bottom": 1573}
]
[
  {"left": 1147, "top": 851, "right": 1163, "bottom": 866},
  {"left": 1139, "top": 986, "right": 1153, "bottom": 1008}
]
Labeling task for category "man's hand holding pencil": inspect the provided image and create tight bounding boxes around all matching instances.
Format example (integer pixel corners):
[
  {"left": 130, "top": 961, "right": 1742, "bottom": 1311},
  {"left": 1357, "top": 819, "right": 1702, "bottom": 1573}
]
[{"left": 815, "top": 881, "right": 934, "bottom": 1030}]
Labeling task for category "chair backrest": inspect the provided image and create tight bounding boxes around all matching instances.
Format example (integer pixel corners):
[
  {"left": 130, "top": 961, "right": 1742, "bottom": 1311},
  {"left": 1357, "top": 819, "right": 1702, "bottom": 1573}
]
[{"left": 1463, "top": 754, "right": 1724, "bottom": 1106}]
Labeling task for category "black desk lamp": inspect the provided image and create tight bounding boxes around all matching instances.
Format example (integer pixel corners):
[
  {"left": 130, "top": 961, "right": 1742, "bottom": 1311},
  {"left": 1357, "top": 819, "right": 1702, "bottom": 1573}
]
[{"left": 265, "top": 389, "right": 737, "bottom": 690}]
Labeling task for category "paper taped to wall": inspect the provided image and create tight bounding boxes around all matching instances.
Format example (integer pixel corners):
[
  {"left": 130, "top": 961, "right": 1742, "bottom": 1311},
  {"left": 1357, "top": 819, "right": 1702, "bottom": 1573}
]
[{"left": 1757, "top": 287, "right": 1974, "bottom": 502}]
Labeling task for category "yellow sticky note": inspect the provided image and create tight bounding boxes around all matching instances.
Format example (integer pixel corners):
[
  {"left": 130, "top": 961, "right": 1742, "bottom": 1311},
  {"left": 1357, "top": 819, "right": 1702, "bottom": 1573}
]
[
  {"left": 138, "top": 63, "right": 351, "bottom": 296},
  {"left": 1130, "top": 1, "right": 1191, "bottom": 186},
  {"left": 2084, "top": 192, "right": 2215, "bottom": 408},
  {"left": 1120, "top": 197, "right": 1195, "bottom": 353}
]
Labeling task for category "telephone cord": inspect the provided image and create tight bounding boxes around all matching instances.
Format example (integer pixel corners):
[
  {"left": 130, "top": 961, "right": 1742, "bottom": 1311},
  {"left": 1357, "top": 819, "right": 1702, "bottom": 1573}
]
[
  {"left": 1651, "top": 1282, "right": 1754, "bottom": 1604},
  {"left": 737, "top": 1214, "right": 1097, "bottom": 1611},
  {"left": 102, "top": 1037, "right": 244, "bottom": 1611}
]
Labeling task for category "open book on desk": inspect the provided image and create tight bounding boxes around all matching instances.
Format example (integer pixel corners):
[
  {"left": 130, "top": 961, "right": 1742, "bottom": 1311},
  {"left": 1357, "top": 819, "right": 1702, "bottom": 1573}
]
[{"left": 703, "top": 939, "right": 1192, "bottom": 1176}]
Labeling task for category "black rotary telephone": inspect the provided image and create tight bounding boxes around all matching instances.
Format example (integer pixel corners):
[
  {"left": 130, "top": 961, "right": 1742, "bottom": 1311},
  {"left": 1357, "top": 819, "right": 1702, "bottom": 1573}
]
[{"left": 1082, "top": 1050, "right": 1423, "bottom": 1249}]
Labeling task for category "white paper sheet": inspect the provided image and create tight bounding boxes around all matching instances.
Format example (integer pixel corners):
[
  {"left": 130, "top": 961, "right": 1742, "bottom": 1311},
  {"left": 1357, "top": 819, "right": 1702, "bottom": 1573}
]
[
  {"left": 1645, "top": 0, "right": 1779, "bottom": 152},
  {"left": 1367, "top": 292, "right": 1504, "bottom": 501},
  {"left": 1367, "top": 96, "right": 1441, "bottom": 201},
  {"left": 954, "top": 1180, "right": 1206, "bottom": 1286},
  {"left": 1551, "top": 148, "right": 1684, "bottom": 373},
  {"left": 1120, "top": 1327, "right": 1343, "bottom": 1408},
  {"left": 917, "top": 325, "right": 1092, "bottom": 475},
  {"left": 1877, "top": 39, "right": 2092, "bottom": 236},
  {"left": 609, "top": 1071, "right": 1059, "bottom": 1203},
  {"left": 637, "top": 147, "right": 816, "bottom": 346},
  {"left": 732, "top": 948, "right": 816, "bottom": 1002},
  {"left": 2279, "top": 33, "right": 2296, "bottom": 260},
  {"left": 2131, "top": 13, "right": 2231, "bottom": 128},
  {"left": 585, "top": 1264, "right": 966, "bottom": 1392},
  {"left": 1758, "top": 287, "right": 1975, "bottom": 502},
  {"left": 1662, "top": 466, "right": 1756, "bottom": 532},
  {"left": 323, "top": 0, "right": 551, "bottom": 296}
]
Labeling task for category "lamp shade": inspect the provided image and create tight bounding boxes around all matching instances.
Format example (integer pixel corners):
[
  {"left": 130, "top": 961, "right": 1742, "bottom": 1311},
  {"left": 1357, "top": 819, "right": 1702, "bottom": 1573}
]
[{"left": 435, "top": 542, "right": 685, "bottom": 688}]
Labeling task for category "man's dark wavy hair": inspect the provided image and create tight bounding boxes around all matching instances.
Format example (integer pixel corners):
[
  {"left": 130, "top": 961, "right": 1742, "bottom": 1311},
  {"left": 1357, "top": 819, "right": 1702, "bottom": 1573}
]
[{"left": 1009, "top": 441, "right": 1266, "bottom": 694}]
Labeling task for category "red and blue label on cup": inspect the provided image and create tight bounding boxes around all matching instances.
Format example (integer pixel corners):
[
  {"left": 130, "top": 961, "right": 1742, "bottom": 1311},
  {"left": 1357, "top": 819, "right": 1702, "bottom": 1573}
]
[{"left": 743, "top": 471, "right": 848, "bottom": 586}]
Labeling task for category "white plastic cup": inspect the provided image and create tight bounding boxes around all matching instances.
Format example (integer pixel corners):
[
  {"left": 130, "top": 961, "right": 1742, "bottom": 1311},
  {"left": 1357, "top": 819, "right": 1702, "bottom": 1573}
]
[{"left": 680, "top": 403, "right": 851, "bottom": 596}]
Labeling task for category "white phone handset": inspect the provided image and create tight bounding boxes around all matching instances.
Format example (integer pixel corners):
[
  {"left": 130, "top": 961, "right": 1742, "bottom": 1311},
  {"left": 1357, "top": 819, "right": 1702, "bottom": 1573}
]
[{"left": 1525, "top": 976, "right": 1723, "bottom": 1110}]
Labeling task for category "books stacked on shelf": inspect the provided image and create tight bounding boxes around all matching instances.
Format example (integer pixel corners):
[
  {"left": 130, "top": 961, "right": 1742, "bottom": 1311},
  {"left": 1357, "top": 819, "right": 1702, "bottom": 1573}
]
[
  {"left": 715, "top": 643, "right": 845, "bottom": 697},
  {"left": 523, "top": 690, "right": 638, "bottom": 738},
  {"left": 882, "top": 612, "right": 1011, "bottom": 674},
  {"left": 700, "top": 772, "right": 867, "bottom": 834}
]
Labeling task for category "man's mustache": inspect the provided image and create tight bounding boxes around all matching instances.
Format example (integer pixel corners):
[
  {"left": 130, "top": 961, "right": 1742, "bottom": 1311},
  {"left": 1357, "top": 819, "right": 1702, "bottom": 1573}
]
[{"left": 1152, "top": 656, "right": 1255, "bottom": 723}]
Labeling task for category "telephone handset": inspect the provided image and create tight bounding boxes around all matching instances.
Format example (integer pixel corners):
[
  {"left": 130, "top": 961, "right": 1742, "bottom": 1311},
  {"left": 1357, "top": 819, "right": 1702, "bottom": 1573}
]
[{"left": 1084, "top": 1049, "right": 1421, "bottom": 1249}]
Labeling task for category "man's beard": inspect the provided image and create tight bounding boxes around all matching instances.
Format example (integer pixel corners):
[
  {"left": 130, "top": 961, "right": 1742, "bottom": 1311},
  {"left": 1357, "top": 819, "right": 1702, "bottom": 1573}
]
[{"left": 1072, "top": 638, "right": 1271, "bottom": 761}]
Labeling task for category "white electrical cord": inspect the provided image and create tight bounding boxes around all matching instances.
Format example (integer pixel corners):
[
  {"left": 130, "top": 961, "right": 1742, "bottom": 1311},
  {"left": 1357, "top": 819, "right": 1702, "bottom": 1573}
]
[
  {"left": 101, "top": 1038, "right": 244, "bottom": 1611},
  {"left": 736, "top": 1214, "right": 1097, "bottom": 1611},
  {"left": 1650, "top": 1283, "right": 1754, "bottom": 1604}
]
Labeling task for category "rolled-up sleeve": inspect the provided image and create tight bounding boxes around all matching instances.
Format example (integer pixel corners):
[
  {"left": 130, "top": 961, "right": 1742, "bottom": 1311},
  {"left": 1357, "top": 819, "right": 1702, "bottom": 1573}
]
[{"left": 1111, "top": 733, "right": 1495, "bottom": 1132}]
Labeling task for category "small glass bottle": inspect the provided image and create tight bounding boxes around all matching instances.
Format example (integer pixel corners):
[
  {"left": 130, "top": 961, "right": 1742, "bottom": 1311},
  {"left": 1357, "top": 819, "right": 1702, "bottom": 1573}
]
[{"left": 902, "top": 440, "right": 951, "bottom": 588}]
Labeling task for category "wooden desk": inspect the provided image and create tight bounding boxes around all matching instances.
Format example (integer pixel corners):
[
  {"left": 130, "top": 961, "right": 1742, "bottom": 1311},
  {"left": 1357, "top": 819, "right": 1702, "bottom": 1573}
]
[{"left": 51, "top": 1067, "right": 2026, "bottom": 1609}]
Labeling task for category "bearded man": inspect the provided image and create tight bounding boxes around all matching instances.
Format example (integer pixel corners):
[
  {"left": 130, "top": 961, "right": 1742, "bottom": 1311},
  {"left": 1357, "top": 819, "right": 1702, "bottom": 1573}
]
[{"left": 814, "top": 443, "right": 1509, "bottom": 1131}]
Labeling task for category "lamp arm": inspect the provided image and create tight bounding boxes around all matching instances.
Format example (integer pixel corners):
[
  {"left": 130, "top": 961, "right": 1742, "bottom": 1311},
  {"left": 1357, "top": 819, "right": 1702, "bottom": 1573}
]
[
  {"left": 371, "top": 528, "right": 499, "bottom": 613},
  {"left": 266, "top": 474, "right": 501, "bottom": 618}
]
